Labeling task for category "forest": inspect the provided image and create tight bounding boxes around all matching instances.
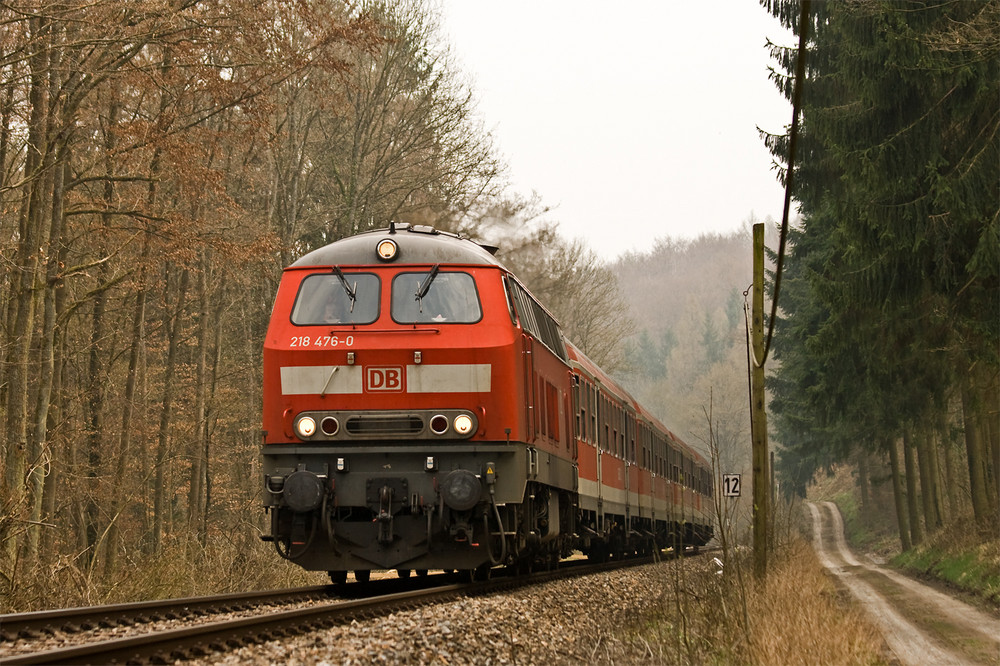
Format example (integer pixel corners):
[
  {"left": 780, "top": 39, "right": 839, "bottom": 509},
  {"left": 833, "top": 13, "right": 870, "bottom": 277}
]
[
  {"left": 0, "top": 0, "right": 634, "bottom": 608},
  {"left": 1, "top": 0, "right": 997, "bottom": 611},
  {"left": 761, "top": 0, "right": 998, "bottom": 550}
]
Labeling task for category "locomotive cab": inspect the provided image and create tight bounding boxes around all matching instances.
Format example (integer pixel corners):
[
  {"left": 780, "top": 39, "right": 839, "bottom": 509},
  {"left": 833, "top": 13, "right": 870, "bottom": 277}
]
[{"left": 261, "top": 224, "right": 576, "bottom": 580}]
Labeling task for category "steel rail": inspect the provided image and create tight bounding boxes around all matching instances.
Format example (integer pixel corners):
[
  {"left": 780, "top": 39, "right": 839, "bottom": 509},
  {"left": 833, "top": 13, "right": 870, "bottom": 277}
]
[
  {"left": 2, "top": 583, "right": 470, "bottom": 665},
  {"left": 0, "top": 584, "right": 335, "bottom": 641}
]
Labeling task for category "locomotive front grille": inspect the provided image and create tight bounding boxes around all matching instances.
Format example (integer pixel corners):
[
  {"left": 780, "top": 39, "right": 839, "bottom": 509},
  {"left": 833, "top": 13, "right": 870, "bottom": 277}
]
[
  {"left": 345, "top": 415, "right": 424, "bottom": 435},
  {"left": 292, "top": 409, "right": 478, "bottom": 441}
]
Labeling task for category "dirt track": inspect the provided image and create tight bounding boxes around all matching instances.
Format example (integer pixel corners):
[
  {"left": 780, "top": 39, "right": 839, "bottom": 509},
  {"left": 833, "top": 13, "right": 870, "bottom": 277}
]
[{"left": 806, "top": 501, "right": 1000, "bottom": 666}]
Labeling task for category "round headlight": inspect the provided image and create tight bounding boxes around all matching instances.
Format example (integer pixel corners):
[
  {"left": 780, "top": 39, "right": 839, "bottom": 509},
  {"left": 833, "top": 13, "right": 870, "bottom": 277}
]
[
  {"left": 429, "top": 414, "right": 449, "bottom": 435},
  {"left": 453, "top": 414, "right": 474, "bottom": 435},
  {"left": 295, "top": 416, "right": 317, "bottom": 438},
  {"left": 321, "top": 416, "right": 339, "bottom": 436},
  {"left": 376, "top": 238, "right": 398, "bottom": 261}
]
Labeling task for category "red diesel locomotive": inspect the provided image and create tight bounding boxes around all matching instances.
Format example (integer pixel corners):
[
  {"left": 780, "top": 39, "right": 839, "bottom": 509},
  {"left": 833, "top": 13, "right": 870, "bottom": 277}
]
[{"left": 261, "top": 224, "right": 713, "bottom": 583}]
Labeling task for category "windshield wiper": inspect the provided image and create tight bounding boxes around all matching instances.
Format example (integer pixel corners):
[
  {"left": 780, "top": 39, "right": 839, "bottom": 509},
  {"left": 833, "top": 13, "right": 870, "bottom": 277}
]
[
  {"left": 414, "top": 264, "right": 440, "bottom": 312},
  {"left": 332, "top": 266, "right": 357, "bottom": 313}
]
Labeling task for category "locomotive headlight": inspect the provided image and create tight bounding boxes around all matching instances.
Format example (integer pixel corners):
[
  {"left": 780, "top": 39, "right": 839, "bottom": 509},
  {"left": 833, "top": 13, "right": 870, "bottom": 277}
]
[
  {"left": 376, "top": 238, "right": 398, "bottom": 261},
  {"left": 453, "top": 414, "right": 474, "bottom": 436},
  {"left": 321, "top": 416, "right": 339, "bottom": 436},
  {"left": 429, "top": 414, "right": 449, "bottom": 435},
  {"left": 295, "top": 416, "right": 317, "bottom": 438}
]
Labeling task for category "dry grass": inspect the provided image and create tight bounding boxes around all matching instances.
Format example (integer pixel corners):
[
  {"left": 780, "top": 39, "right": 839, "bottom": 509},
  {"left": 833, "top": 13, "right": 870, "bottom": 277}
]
[
  {"left": 746, "top": 538, "right": 885, "bottom": 665},
  {"left": 623, "top": 535, "right": 886, "bottom": 665},
  {"left": 1, "top": 533, "right": 325, "bottom": 613}
]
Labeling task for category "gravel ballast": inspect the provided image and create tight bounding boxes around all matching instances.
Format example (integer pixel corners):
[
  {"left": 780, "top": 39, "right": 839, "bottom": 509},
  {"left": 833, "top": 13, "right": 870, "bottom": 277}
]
[{"left": 191, "top": 561, "right": 698, "bottom": 665}]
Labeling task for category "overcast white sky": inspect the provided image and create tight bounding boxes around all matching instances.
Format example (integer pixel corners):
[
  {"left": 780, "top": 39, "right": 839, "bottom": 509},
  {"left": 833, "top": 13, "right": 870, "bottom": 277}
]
[{"left": 438, "top": 0, "right": 795, "bottom": 260}]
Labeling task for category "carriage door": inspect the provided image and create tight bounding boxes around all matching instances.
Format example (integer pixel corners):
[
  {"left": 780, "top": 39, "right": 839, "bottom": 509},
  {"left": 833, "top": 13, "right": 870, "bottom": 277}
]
[
  {"left": 624, "top": 411, "right": 631, "bottom": 532},
  {"left": 595, "top": 385, "right": 604, "bottom": 532}
]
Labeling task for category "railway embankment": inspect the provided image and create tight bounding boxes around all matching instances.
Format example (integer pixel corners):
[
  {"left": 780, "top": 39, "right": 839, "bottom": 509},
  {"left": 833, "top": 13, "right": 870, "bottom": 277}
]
[
  {"left": 171, "top": 544, "right": 888, "bottom": 666},
  {"left": 4, "top": 541, "right": 888, "bottom": 665}
]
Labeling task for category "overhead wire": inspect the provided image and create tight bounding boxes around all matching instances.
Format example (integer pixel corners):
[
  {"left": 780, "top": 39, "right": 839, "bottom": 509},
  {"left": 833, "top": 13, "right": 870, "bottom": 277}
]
[{"left": 752, "top": 0, "right": 811, "bottom": 369}]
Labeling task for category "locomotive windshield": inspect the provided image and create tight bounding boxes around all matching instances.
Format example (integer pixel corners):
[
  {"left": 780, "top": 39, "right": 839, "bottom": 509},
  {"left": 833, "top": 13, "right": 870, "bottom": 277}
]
[
  {"left": 391, "top": 271, "right": 482, "bottom": 324},
  {"left": 291, "top": 272, "right": 380, "bottom": 325}
]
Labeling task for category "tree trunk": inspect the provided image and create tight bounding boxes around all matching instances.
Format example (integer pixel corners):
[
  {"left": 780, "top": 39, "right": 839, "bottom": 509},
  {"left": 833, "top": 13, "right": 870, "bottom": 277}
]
[
  {"left": 856, "top": 448, "right": 870, "bottom": 521},
  {"left": 25, "top": 24, "right": 68, "bottom": 562},
  {"left": 152, "top": 267, "right": 190, "bottom": 554},
  {"left": 961, "top": 377, "right": 991, "bottom": 523},
  {"left": 902, "top": 431, "right": 923, "bottom": 546},
  {"left": 106, "top": 233, "right": 150, "bottom": 577},
  {"left": 0, "top": 72, "right": 12, "bottom": 191},
  {"left": 27, "top": 145, "right": 69, "bottom": 565},
  {"left": 83, "top": 255, "right": 113, "bottom": 568},
  {"left": 188, "top": 253, "right": 209, "bottom": 536},
  {"left": 977, "top": 366, "right": 999, "bottom": 513},
  {"left": 887, "top": 438, "right": 912, "bottom": 551},
  {"left": 3, "top": 15, "right": 51, "bottom": 572},
  {"left": 939, "top": 411, "right": 959, "bottom": 520},
  {"left": 915, "top": 430, "right": 942, "bottom": 530},
  {"left": 39, "top": 296, "right": 64, "bottom": 559},
  {"left": 202, "top": 284, "right": 226, "bottom": 547},
  {"left": 0, "top": 80, "right": 12, "bottom": 428}
]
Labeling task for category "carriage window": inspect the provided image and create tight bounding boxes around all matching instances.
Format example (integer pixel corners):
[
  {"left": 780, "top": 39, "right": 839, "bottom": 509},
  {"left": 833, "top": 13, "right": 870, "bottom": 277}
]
[
  {"left": 391, "top": 271, "right": 482, "bottom": 324},
  {"left": 291, "top": 272, "right": 380, "bottom": 325}
]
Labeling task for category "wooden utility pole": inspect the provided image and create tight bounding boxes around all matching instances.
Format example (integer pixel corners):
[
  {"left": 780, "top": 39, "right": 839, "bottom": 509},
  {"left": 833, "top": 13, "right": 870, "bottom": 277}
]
[{"left": 752, "top": 223, "right": 769, "bottom": 580}]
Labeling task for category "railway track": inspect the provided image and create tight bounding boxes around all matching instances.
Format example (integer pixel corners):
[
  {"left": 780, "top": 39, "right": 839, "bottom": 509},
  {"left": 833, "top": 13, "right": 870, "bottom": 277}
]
[
  {"left": 1, "top": 585, "right": 336, "bottom": 642},
  {"left": 1, "top": 554, "right": 693, "bottom": 665}
]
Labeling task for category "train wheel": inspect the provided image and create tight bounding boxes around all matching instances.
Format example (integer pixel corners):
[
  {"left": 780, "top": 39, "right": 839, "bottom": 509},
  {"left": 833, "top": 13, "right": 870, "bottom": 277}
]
[
  {"left": 415, "top": 569, "right": 428, "bottom": 577},
  {"left": 473, "top": 563, "right": 492, "bottom": 581},
  {"left": 329, "top": 570, "right": 348, "bottom": 586},
  {"left": 354, "top": 570, "right": 371, "bottom": 583},
  {"left": 396, "top": 569, "right": 411, "bottom": 578}
]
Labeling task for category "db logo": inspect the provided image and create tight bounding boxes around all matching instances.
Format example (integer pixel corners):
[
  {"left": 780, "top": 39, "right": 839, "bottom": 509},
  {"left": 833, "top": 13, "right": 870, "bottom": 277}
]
[{"left": 365, "top": 366, "right": 404, "bottom": 392}]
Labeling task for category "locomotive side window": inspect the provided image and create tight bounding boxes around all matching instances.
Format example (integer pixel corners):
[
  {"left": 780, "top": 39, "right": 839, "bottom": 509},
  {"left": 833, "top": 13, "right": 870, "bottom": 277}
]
[
  {"left": 391, "top": 271, "right": 482, "bottom": 324},
  {"left": 505, "top": 278, "right": 568, "bottom": 361},
  {"left": 291, "top": 272, "right": 380, "bottom": 325},
  {"left": 502, "top": 275, "right": 519, "bottom": 326}
]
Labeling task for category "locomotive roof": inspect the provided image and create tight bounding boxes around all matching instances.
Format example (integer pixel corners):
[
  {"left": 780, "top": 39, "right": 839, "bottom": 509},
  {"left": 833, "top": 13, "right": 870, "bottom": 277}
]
[{"left": 290, "top": 224, "right": 508, "bottom": 269}]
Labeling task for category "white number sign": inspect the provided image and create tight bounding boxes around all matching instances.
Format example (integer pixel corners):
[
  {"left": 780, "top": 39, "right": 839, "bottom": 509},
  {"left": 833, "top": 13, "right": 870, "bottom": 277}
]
[{"left": 723, "top": 474, "right": 741, "bottom": 497}]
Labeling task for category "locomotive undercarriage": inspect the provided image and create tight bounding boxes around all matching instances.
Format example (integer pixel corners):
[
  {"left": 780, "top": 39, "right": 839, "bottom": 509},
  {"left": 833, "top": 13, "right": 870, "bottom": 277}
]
[{"left": 262, "top": 443, "right": 578, "bottom": 580}]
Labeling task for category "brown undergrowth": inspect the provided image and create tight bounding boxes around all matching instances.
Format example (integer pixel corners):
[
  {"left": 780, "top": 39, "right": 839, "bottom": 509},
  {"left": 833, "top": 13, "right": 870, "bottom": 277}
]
[
  {"left": 744, "top": 537, "right": 884, "bottom": 665},
  {"left": 1, "top": 533, "right": 324, "bottom": 613},
  {"left": 623, "top": 534, "right": 885, "bottom": 665}
]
